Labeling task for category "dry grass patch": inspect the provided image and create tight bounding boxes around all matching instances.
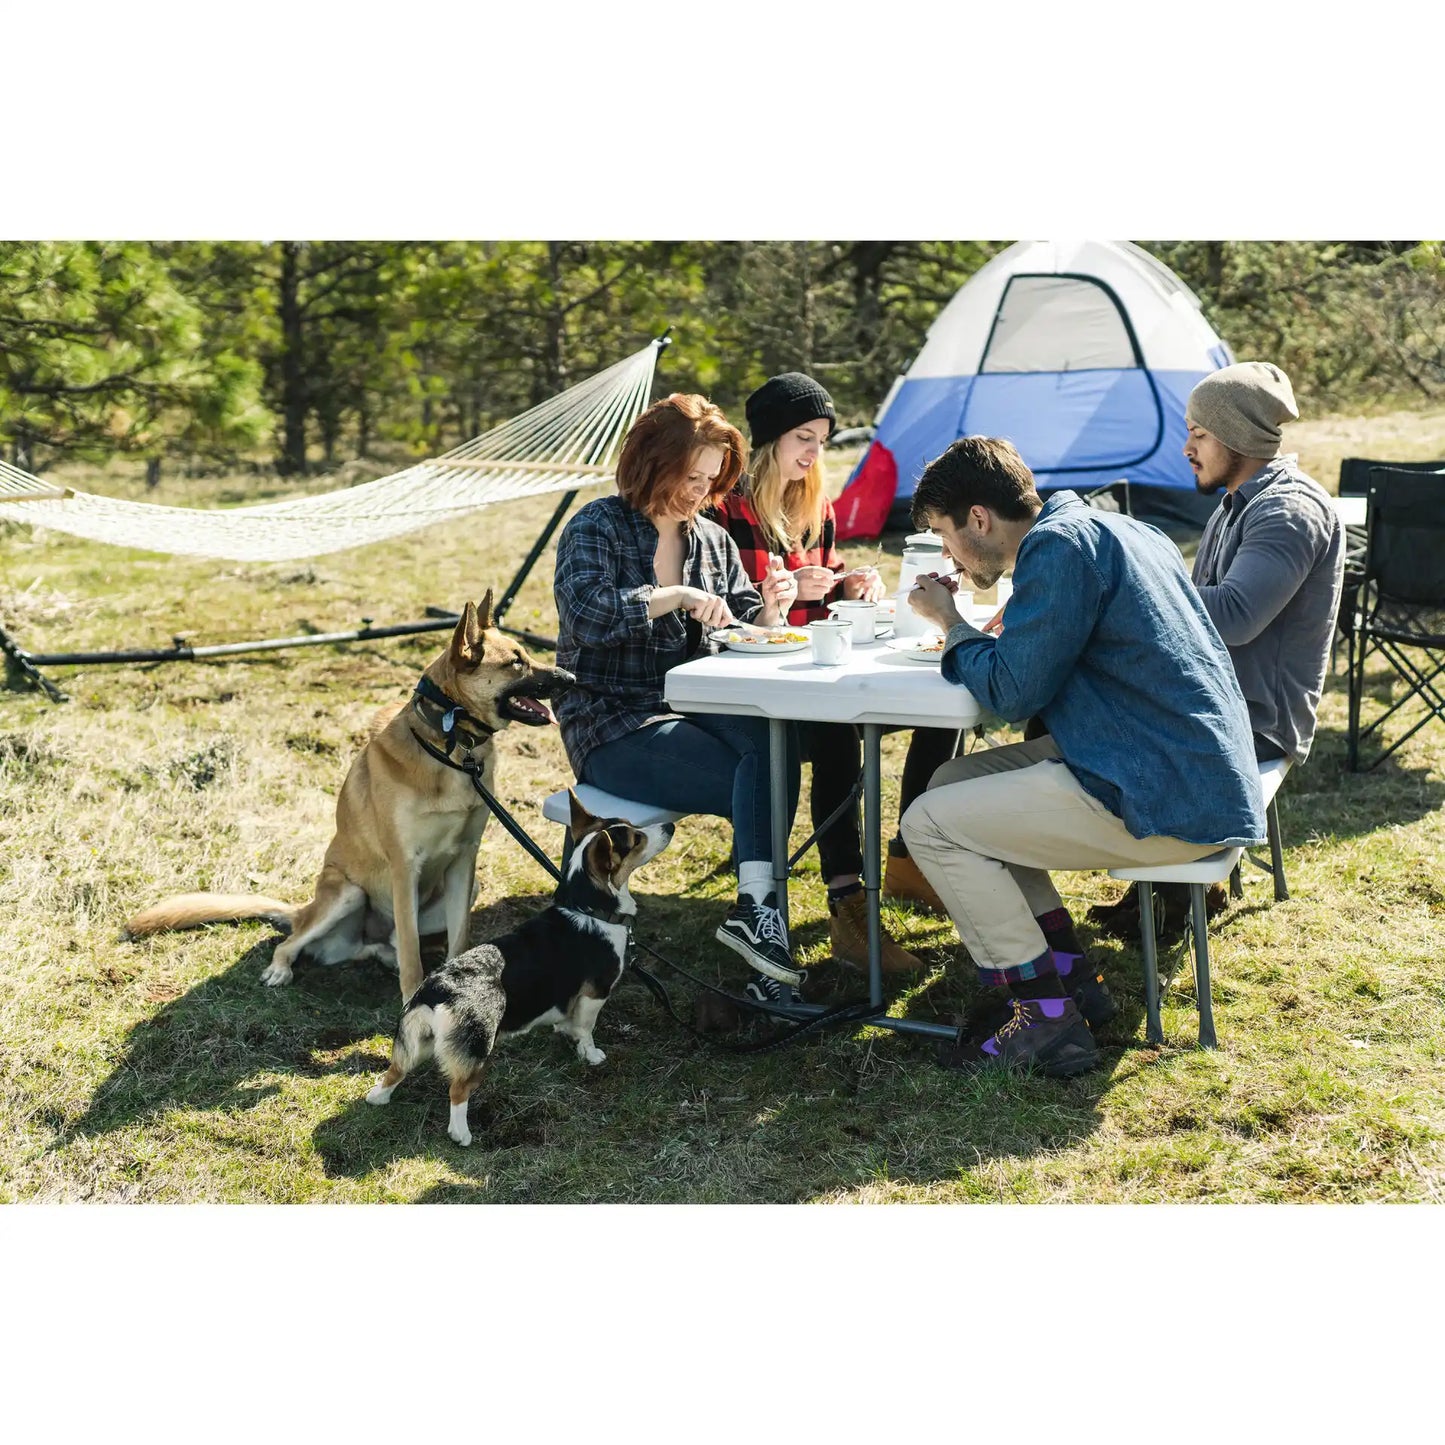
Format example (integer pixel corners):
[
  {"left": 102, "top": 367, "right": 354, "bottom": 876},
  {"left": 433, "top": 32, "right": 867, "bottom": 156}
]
[{"left": 3, "top": 415, "right": 1445, "bottom": 1203}]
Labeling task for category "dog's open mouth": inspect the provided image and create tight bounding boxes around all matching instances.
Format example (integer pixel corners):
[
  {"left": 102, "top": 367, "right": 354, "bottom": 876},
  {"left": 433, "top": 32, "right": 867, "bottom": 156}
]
[
  {"left": 498, "top": 667, "right": 573, "bottom": 728},
  {"left": 501, "top": 694, "right": 557, "bottom": 726}
]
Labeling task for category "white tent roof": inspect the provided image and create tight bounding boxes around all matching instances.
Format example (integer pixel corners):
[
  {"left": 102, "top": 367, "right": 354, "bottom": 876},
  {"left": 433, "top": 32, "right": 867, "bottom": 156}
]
[{"left": 904, "top": 240, "right": 1226, "bottom": 381}]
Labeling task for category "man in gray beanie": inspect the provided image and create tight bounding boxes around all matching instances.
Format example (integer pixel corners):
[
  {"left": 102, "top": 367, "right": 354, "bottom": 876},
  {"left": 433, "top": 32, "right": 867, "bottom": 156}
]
[
  {"left": 1093, "top": 360, "right": 1345, "bottom": 941},
  {"left": 1183, "top": 360, "right": 1344, "bottom": 767}
]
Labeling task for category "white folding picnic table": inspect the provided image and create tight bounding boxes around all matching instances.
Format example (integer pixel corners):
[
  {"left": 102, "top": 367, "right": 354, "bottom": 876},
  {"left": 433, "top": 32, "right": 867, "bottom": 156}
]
[{"left": 664, "top": 616, "right": 992, "bottom": 1039}]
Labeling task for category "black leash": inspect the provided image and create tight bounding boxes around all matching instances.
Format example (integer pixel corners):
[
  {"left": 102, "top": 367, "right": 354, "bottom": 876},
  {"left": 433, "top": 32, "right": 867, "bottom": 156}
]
[{"left": 409, "top": 694, "right": 886, "bottom": 1051}]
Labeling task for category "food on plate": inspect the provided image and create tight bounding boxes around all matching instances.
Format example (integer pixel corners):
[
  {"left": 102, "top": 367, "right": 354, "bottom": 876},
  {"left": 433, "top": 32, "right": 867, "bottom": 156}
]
[
  {"left": 916, "top": 637, "right": 947, "bottom": 653},
  {"left": 715, "top": 628, "right": 809, "bottom": 645}
]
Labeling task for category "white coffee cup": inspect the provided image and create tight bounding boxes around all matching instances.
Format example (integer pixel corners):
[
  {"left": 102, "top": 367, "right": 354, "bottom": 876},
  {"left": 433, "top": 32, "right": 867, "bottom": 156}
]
[
  {"left": 809, "top": 617, "right": 853, "bottom": 666},
  {"left": 955, "top": 588, "right": 975, "bottom": 620},
  {"left": 828, "top": 599, "right": 878, "bottom": 647}
]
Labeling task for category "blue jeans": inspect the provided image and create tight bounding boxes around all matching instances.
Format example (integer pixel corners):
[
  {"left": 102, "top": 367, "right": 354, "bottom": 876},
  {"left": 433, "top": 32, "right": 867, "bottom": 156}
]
[{"left": 582, "top": 713, "right": 800, "bottom": 866}]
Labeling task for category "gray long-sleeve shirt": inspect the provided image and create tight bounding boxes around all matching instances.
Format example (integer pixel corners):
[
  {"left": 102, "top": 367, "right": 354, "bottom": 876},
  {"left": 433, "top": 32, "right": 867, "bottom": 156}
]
[{"left": 1191, "top": 454, "right": 1345, "bottom": 764}]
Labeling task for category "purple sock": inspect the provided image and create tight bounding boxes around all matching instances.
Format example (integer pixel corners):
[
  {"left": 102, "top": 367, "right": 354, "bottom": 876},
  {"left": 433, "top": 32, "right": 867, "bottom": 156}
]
[{"left": 1036, "top": 906, "right": 1084, "bottom": 956}]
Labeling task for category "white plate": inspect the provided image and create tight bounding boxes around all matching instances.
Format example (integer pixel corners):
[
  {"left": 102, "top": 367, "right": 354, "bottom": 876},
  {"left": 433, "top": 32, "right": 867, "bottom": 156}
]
[
  {"left": 884, "top": 635, "right": 948, "bottom": 664},
  {"left": 713, "top": 629, "right": 812, "bottom": 655}
]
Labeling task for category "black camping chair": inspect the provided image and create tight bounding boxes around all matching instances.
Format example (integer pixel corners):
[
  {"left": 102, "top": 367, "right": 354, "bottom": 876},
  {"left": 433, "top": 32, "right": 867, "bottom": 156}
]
[
  {"left": 1334, "top": 458, "right": 1445, "bottom": 668},
  {"left": 1079, "top": 479, "right": 1133, "bottom": 517},
  {"left": 1346, "top": 466, "right": 1445, "bottom": 771}
]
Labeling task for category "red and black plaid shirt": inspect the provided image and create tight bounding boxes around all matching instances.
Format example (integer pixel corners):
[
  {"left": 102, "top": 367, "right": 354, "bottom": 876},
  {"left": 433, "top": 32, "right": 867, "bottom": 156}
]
[{"left": 708, "top": 483, "right": 844, "bottom": 625}]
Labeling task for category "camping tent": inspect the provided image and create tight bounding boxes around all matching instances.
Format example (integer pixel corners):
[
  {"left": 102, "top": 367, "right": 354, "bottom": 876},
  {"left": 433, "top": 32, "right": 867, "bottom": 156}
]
[{"left": 835, "top": 240, "right": 1233, "bottom": 540}]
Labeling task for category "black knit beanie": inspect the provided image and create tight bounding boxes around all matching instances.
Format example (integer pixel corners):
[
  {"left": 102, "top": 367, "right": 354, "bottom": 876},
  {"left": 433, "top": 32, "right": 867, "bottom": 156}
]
[{"left": 745, "top": 372, "right": 837, "bottom": 451}]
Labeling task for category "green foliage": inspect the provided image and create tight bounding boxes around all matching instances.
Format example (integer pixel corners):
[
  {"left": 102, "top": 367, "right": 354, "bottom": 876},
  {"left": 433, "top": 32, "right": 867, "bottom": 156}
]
[
  {"left": 2, "top": 240, "right": 1442, "bottom": 481},
  {"left": 0, "top": 241, "right": 268, "bottom": 470}
]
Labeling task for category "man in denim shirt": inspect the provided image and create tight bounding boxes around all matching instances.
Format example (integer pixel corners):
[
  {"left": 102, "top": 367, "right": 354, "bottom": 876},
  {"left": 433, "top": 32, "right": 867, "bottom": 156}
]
[{"left": 900, "top": 437, "right": 1263, "bottom": 1077}]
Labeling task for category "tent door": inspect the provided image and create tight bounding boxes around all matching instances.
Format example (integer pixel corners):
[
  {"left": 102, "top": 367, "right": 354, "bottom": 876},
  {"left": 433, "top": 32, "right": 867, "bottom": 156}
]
[{"left": 957, "top": 273, "right": 1165, "bottom": 472}]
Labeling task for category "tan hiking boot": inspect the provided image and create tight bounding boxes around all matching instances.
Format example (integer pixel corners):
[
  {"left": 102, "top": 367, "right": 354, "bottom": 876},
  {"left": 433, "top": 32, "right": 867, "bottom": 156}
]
[
  {"left": 829, "top": 889, "right": 924, "bottom": 974},
  {"left": 883, "top": 852, "right": 947, "bottom": 915}
]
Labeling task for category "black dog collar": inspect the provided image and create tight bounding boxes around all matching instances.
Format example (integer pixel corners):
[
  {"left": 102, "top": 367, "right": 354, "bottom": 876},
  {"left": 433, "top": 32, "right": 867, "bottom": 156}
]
[
  {"left": 411, "top": 675, "right": 498, "bottom": 756},
  {"left": 561, "top": 903, "right": 635, "bottom": 930}
]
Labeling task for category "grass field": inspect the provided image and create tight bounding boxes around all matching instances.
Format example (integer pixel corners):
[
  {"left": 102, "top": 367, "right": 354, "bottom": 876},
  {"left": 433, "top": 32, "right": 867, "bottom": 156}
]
[{"left": 2, "top": 407, "right": 1444, "bottom": 1204}]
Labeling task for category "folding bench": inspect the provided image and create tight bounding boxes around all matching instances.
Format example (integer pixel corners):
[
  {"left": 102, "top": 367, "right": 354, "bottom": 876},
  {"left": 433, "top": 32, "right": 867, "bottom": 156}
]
[
  {"left": 1108, "top": 757, "right": 1290, "bottom": 1050},
  {"left": 541, "top": 785, "right": 686, "bottom": 866}
]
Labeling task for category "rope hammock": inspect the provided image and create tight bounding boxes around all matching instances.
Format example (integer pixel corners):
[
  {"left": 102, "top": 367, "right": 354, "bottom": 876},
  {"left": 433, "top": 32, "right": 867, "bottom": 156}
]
[{"left": 0, "top": 339, "right": 663, "bottom": 564}]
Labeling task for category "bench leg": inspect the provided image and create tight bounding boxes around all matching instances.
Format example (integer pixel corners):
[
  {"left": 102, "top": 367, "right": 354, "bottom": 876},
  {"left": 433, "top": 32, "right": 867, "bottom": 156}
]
[
  {"left": 1191, "top": 884, "right": 1218, "bottom": 1049},
  {"left": 1138, "top": 882, "right": 1164, "bottom": 1046},
  {"left": 1267, "top": 796, "right": 1288, "bottom": 902}
]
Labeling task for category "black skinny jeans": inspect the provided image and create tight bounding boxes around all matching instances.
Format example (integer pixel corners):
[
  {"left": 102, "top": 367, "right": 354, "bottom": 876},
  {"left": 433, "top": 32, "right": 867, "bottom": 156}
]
[{"left": 801, "top": 722, "right": 961, "bottom": 881}]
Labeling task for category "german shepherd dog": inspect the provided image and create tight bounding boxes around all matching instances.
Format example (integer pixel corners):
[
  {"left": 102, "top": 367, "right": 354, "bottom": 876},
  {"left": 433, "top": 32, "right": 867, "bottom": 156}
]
[
  {"left": 124, "top": 593, "right": 574, "bottom": 1000},
  {"left": 365, "top": 792, "right": 673, "bottom": 1146}
]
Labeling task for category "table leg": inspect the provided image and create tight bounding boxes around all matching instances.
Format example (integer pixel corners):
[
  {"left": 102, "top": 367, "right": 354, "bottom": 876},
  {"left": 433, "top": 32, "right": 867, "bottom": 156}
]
[
  {"left": 769, "top": 718, "right": 789, "bottom": 929},
  {"left": 769, "top": 718, "right": 795, "bottom": 1007},
  {"left": 862, "top": 723, "right": 884, "bottom": 1010}
]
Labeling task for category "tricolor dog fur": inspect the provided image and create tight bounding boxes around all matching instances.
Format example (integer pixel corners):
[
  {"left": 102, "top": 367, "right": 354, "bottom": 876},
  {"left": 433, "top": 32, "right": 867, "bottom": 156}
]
[
  {"left": 124, "top": 592, "right": 574, "bottom": 1001},
  {"left": 365, "top": 792, "right": 673, "bottom": 1146}
]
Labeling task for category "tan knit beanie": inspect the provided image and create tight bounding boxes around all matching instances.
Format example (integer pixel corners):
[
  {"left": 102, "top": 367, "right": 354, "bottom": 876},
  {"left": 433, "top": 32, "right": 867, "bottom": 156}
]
[{"left": 1186, "top": 362, "right": 1299, "bottom": 458}]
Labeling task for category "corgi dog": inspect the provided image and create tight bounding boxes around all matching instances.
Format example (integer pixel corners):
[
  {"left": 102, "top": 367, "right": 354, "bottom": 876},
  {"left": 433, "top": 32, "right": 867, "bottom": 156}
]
[{"left": 365, "top": 792, "right": 672, "bottom": 1146}]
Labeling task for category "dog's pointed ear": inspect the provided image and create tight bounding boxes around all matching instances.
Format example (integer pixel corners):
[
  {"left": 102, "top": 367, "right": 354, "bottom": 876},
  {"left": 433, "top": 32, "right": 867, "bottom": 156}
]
[
  {"left": 568, "top": 788, "right": 598, "bottom": 842},
  {"left": 476, "top": 589, "right": 495, "bottom": 633},
  {"left": 587, "top": 827, "right": 614, "bottom": 882},
  {"left": 449, "top": 601, "right": 483, "bottom": 670}
]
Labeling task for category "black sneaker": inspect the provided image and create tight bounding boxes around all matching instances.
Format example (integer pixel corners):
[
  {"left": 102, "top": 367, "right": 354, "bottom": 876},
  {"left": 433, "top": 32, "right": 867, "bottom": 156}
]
[
  {"left": 717, "top": 894, "right": 803, "bottom": 985},
  {"left": 936, "top": 997, "right": 1100, "bottom": 1078},
  {"left": 1054, "top": 956, "right": 1119, "bottom": 1029},
  {"left": 743, "top": 972, "right": 808, "bottom": 1014}
]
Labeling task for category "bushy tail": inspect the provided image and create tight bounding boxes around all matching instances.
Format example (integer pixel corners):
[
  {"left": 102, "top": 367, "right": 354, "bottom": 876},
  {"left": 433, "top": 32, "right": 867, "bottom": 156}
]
[
  {"left": 122, "top": 893, "right": 296, "bottom": 940},
  {"left": 392, "top": 1005, "right": 438, "bottom": 1074}
]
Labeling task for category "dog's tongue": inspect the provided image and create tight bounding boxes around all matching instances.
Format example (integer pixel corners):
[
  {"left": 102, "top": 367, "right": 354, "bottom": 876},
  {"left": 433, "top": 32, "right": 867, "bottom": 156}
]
[{"left": 513, "top": 696, "right": 556, "bottom": 724}]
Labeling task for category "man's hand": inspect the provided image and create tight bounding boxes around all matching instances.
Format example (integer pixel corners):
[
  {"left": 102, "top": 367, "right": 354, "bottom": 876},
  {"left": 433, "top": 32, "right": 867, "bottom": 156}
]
[
  {"left": 908, "top": 574, "right": 965, "bottom": 631},
  {"left": 841, "top": 566, "right": 886, "bottom": 603}
]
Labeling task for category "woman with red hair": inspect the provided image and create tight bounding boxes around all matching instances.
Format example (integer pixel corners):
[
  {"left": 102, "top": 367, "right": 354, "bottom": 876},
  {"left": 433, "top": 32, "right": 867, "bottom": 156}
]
[{"left": 553, "top": 393, "right": 804, "bottom": 999}]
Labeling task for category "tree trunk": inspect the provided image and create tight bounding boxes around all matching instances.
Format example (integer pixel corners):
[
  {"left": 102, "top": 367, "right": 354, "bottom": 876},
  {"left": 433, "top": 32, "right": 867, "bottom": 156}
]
[
  {"left": 1206, "top": 241, "right": 1226, "bottom": 294},
  {"left": 278, "top": 241, "right": 308, "bottom": 476},
  {"left": 796, "top": 241, "right": 816, "bottom": 375},
  {"left": 146, "top": 457, "right": 161, "bottom": 489},
  {"left": 537, "top": 241, "right": 568, "bottom": 405},
  {"left": 358, "top": 399, "right": 370, "bottom": 458}
]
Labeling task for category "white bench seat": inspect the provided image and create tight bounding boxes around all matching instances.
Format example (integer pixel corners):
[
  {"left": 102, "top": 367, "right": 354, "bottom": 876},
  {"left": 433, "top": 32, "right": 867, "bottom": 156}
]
[
  {"left": 1107, "top": 756, "right": 1292, "bottom": 1050},
  {"left": 541, "top": 785, "right": 685, "bottom": 830}
]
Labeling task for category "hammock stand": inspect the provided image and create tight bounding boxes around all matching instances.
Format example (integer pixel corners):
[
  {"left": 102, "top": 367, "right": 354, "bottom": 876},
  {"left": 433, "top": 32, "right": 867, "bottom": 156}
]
[{"left": 1, "top": 334, "right": 671, "bottom": 703}]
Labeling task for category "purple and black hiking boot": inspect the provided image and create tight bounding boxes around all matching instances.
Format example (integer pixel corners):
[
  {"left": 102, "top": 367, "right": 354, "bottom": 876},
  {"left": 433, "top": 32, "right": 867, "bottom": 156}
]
[
  {"left": 1053, "top": 953, "right": 1119, "bottom": 1029},
  {"left": 937, "top": 997, "right": 1100, "bottom": 1078}
]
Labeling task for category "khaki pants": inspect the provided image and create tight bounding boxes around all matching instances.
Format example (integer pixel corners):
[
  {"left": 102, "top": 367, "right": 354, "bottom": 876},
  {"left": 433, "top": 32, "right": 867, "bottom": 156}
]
[{"left": 899, "top": 737, "right": 1218, "bottom": 972}]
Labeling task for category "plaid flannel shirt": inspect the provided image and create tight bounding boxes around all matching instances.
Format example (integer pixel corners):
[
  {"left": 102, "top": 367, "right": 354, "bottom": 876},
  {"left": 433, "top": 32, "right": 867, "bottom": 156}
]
[
  {"left": 553, "top": 494, "right": 766, "bottom": 777},
  {"left": 708, "top": 483, "right": 844, "bottom": 625}
]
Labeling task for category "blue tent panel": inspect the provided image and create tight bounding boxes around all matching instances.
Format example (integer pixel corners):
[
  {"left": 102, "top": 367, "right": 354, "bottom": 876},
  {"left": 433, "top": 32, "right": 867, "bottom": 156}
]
[
  {"left": 960, "top": 369, "right": 1161, "bottom": 472},
  {"left": 871, "top": 368, "right": 1209, "bottom": 500}
]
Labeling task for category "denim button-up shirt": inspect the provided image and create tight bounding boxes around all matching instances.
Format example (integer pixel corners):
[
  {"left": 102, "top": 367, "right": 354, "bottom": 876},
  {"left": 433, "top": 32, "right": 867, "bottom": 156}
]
[
  {"left": 940, "top": 492, "right": 1265, "bottom": 846},
  {"left": 553, "top": 493, "right": 765, "bottom": 777}
]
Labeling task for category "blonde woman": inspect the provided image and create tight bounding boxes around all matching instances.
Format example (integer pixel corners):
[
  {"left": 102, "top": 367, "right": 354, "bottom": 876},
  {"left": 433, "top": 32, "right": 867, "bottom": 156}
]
[{"left": 710, "top": 373, "right": 960, "bottom": 974}]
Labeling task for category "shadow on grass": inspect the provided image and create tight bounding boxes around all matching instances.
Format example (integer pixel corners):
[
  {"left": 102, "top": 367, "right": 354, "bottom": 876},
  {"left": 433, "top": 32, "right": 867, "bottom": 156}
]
[
  {"left": 60, "top": 886, "right": 1140, "bottom": 1201},
  {"left": 59, "top": 934, "right": 403, "bottom": 1145},
  {"left": 305, "top": 891, "right": 1124, "bottom": 1203}
]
